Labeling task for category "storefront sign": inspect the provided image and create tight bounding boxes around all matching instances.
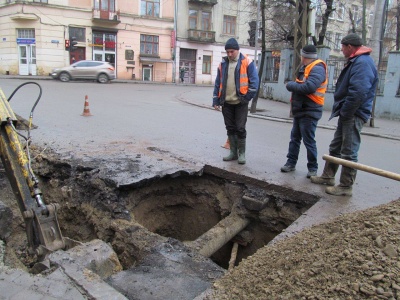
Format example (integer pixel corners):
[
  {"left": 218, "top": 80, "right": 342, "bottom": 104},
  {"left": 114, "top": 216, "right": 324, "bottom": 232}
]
[{"left": 16, "top": 38, "right": 36, "bottom": 44}]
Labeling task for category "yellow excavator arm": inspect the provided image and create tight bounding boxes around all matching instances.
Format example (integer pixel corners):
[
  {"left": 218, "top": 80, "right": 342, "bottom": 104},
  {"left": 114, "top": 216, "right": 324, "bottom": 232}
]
[{"left": 0, "top": 85, "right": 74, "bottom": 262}]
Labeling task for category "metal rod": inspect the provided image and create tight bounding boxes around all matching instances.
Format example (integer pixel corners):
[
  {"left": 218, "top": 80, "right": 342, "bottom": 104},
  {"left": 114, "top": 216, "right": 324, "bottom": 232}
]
[{"left": 323, "top": 154, "right": 400, "bottom": 182}]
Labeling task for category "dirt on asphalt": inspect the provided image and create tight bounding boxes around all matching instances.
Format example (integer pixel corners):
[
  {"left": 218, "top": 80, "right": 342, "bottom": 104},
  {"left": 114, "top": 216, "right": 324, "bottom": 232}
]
[
  {"left": 207, "top": 197, "right": 400, "bottom": 299},
  {"left": 1, "top": 145, "right": 400, "bottom": 299}
]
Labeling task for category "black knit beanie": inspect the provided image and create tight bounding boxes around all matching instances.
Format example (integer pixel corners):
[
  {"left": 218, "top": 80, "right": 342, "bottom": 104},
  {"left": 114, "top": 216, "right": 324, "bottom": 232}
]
[
  {"left": 301, "top": 45, "right": 317, "bottom": 59},
  {"left": 225, "top": 38, "right": 239, "bottom": 50},
  {"left": 341, "top": 33, "right": 362, "bottom": 46}
]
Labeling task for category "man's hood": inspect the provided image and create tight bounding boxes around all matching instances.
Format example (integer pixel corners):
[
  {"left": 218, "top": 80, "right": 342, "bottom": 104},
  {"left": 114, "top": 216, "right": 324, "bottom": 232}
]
[{"left": 350, "top": 46, "right": 372, "bottom": 58}]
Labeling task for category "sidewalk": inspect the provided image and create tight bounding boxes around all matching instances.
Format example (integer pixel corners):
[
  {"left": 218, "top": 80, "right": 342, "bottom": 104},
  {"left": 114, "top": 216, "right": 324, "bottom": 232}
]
[{"left": 179, "top": 89, "right": 400, "bottom": 141}]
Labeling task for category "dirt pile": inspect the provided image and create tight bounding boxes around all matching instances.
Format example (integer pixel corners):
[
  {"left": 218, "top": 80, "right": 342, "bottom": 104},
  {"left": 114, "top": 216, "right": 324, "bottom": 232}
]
[{"left": 208, "top": 198, "right": 400, "bottom": 299}]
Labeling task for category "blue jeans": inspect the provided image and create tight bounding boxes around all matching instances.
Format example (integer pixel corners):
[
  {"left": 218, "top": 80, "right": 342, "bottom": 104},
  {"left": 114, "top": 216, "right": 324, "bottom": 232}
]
[
  {"left": 286, "top": 116, "right": 319, "bottom": 171},
  {"left": 329, "top": 116, "right": 364, "bottom": 162}
]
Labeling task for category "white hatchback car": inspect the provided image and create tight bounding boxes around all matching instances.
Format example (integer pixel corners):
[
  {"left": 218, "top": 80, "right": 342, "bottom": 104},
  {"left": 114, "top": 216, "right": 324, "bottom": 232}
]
[{"left": 51, "top": 60, "right": 116, "bottom": 83}]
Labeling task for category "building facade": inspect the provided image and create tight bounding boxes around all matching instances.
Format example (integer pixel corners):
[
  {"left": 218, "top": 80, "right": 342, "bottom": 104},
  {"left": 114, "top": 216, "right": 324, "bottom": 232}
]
[
  {"left": 313, "top": 0, "right": 397, "bottom": 60},
  {"left": 0, "top": 0, "right": 175, "bottom": 82},
  {"left": 0, "top": 0, "right": 259, "bottom": 84},
  {"left": 174, "top": 0, "right": 258, "bottom": 84}
]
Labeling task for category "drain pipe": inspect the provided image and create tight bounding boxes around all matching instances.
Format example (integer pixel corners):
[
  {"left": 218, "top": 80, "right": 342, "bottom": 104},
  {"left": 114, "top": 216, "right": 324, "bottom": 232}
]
[{"left": 186, "top": 214, "right": 250, "bottom": 258}]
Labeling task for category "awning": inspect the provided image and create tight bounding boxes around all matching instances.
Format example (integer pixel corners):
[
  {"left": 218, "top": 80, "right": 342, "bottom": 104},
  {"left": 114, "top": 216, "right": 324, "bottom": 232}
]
[{"left": 139, "top": 57, "right": 173, "bottom": 63}]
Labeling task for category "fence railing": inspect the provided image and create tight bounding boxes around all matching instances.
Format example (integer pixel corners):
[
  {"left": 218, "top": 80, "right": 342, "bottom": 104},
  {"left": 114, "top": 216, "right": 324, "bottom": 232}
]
[{"left": 263, "top": 51, "right": 391, "bottom": 96}]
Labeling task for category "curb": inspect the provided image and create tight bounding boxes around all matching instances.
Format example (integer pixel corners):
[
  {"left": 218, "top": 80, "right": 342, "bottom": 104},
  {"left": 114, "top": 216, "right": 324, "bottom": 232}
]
[{"left": 178, "top": 99, "right": 400, "bottom": 142}]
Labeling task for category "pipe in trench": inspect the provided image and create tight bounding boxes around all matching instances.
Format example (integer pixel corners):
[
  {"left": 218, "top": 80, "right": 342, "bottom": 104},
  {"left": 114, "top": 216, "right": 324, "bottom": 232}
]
[{"left": 185, "top": 214, "right": 250, "bottom": 258}]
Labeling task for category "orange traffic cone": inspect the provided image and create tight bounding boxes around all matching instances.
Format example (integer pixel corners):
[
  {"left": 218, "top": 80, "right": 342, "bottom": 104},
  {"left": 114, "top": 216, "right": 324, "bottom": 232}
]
[
  {"left": 221, "top": 138, "right": 230, "bottom": 149},
  {"left": 81, "top": 95, "right": 92, "bottom": 116}
]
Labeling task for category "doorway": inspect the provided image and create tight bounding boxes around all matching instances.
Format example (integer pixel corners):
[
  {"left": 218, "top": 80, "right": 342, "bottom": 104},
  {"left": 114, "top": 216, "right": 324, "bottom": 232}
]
[
  {"left": 143, "top": 66, "right": 152, "bottom": 81},
  {"left": 18, "top": 44, "right": 36, "bottom": 75}
]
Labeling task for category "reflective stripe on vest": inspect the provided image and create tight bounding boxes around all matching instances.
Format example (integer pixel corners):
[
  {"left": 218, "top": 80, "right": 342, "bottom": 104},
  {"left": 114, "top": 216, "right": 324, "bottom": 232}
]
[
  {"left": 295, "top": 59, "right": 327, "bottom": 105},
  {"left": 218, "top": 55, "right": 251, "bottom": 98}
]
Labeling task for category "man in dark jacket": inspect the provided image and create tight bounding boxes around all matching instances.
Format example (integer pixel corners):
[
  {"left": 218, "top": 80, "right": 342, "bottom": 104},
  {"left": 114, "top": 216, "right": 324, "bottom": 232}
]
[
  {"left": 311, "top": 33, "right": 378, "bottom": 196},
  {"left": 212, "top": 38, "right": 259, "bottom": 164},
  {"left": 281, "top": 45, "right": 327, "bottom": 178}
]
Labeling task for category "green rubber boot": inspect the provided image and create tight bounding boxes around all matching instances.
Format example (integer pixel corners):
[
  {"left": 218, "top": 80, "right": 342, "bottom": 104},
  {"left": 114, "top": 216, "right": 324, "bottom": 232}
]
[
  {"left": 223, "top": 135, "right": 238, "bottom": 161},
  {"left": 237, "top": 138, "right": 246, "bottom": 164}
]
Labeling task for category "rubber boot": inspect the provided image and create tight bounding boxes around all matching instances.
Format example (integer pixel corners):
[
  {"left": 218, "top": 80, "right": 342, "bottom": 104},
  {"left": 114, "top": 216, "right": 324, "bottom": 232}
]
[
  {"left": 237, "top": 138, "right": 246, "bottom": 164},
  {"left": 310, "top": 161, "right": 339, "bottom": 186},
  {"left": 223, "top": 135, "right": 238, "bottom": 161},
  {"left": 325, "top": 166, "right": 356, "bottom": 196}
]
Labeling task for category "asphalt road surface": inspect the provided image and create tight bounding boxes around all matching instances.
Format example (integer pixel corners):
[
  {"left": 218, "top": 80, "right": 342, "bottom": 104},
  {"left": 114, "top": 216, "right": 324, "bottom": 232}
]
[{"left": 1, "top": 78, "right": 400, "bottom": 235}]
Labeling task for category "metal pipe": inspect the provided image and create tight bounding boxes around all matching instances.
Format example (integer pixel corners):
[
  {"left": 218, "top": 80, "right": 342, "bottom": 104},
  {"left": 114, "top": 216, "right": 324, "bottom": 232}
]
[
  {"left": 323, "top": 154, "right": 400, "bottom": 182},
  {"left": 186, "top": 214, "right": 250, "bottom": 258}
]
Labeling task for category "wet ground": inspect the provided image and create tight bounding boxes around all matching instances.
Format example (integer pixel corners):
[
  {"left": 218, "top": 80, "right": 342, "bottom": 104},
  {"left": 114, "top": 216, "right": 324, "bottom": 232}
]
[{"left": 0, "top": 78, "right": 399, "bottom": 299}]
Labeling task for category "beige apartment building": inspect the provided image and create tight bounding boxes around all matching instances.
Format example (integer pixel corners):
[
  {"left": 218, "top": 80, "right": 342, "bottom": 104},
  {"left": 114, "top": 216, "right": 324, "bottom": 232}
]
[
  {"left": 0, "top": 0, "right": 259, "bottom": 84},
  {"left": 175, "top": 0, "right": 258, "bottom": 84},
  {"left": 0, "top": 0, "right": 175, "bottom": 81}
]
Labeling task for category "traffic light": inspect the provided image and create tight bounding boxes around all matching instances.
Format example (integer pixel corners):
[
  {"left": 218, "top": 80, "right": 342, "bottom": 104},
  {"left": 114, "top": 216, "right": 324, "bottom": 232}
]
[
  {"left": 69, "top": 36, "right": 78, "bottom": 51},
  {"left": 65, "top": 39, "right": 70, "bottom": 51}
]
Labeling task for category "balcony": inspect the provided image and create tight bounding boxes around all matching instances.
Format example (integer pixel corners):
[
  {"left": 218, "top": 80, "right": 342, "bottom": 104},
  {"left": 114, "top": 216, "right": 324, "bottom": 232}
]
[
  {"left": 92, "top": 9, "right": 121, "bottom": 24},
  {"left": 188, "top": 0, "right": 217, "bottom": 6},
  {"left": 188, "top": 29, "right": 215, "bottom": 43}
]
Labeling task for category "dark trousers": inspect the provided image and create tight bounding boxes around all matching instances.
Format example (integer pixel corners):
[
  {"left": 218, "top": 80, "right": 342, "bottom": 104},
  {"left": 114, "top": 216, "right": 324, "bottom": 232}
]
[
  {"left": 222, "top": 102, "right": 248, "bottom": 140},
  {"left": 286, "top": 116, "right": 319, "bottom": 171}
]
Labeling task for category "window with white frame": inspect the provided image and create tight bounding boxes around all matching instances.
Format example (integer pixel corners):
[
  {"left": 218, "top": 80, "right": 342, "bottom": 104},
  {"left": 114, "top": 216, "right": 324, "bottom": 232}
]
[
  {"left": 141, "top": 0, "right": 160, "bottom": 17},
  {"left": 368, "top": 12, "right": 374, "bottom": 27},
  {"left": 325, "top": 31, "right": 332, "bottom": 48},
  {"left": 351, "top": 5, "right": 360, "bottom": 28},
  {"left": 334, "top": 33, "right": 342, "bottom": 50},
  {"left": 33, "top": 0, "right": 48, "bottom": 2},
  {"left": 328, "top": 4, "right": 336, "bottom": 20},
  {"left": 18, "top": 29, "right": 35, "bottom": 38},
  {"left": 336, "top": 3, "right": 345, "bottom": 21}
]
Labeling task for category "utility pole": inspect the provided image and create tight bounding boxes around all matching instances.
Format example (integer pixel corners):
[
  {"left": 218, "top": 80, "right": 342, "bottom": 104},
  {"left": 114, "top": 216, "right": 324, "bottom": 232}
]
[
  {"left": 293, "top": 0, "right": 310, "bottom": 79},
  {"left": 290, "top": 0, "right": 310, "bottom": 117},
  {"left": 250, "top": 0, "right": 261, "bottom": 114}
]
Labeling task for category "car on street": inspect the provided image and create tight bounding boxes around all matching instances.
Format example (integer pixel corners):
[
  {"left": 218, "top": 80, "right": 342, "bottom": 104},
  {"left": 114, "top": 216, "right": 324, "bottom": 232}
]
[{"left": 50, "top": 60, "right": 116, "bottom": 83}]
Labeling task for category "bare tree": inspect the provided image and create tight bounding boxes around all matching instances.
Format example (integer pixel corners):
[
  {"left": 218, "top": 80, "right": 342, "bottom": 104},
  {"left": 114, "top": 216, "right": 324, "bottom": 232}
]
[{"left": 316, "top": 0, "right": 335, "bottom": 45}]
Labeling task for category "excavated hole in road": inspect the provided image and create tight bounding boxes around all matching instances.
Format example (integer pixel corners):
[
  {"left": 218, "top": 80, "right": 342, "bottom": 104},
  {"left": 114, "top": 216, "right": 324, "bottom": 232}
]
[{"left": 1, "top": 157, "right": 319, "bottom": 271}]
